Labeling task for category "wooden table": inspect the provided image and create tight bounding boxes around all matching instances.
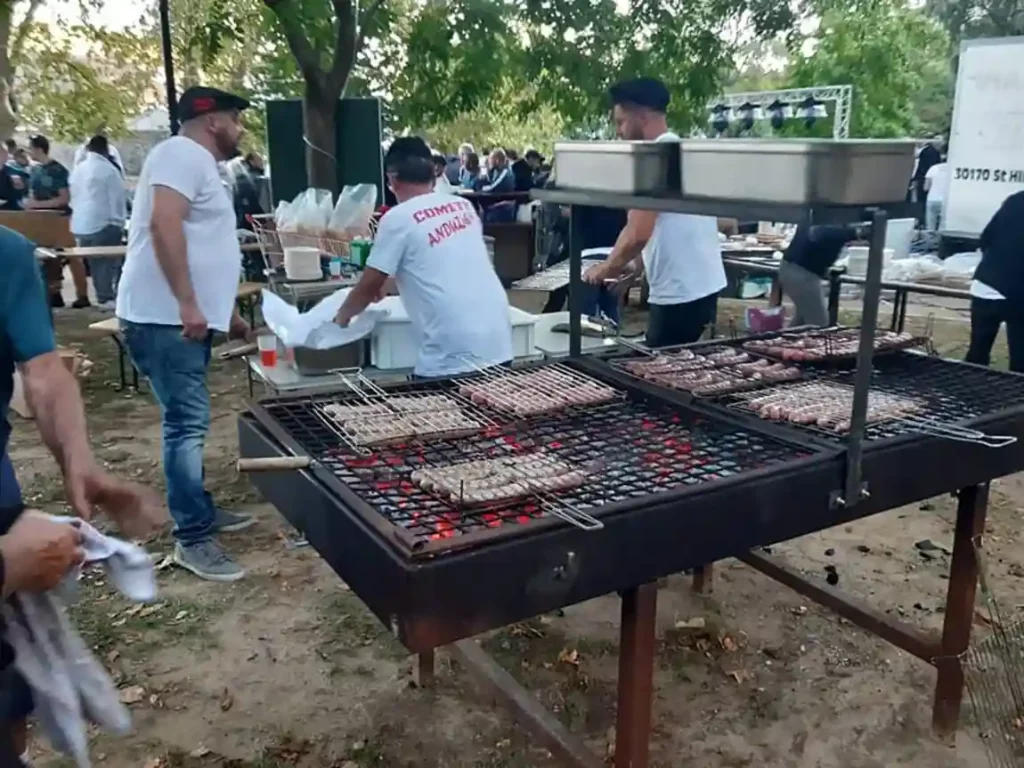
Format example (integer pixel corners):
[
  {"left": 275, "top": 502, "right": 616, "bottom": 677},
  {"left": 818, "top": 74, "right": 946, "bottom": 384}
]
[{"left": 35, "top": 243, "right": 262, "bottom": 260}]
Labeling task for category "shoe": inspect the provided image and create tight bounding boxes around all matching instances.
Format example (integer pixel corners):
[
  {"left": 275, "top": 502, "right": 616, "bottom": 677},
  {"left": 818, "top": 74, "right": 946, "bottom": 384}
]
[
  {"left": 50, "top": 293, "right": 65, "bottom": 308},
  {"left": 99, "top": 299, "right": 117, "bottom": 311},
  {"left": 71, "top": 297, "right": 91, "bottom": 309},
  {"left": 214, "top": 508, "right": 256, "bottom": 533},
  {"left": 173, "top": 540, "right": 245, "bottom": 582}
]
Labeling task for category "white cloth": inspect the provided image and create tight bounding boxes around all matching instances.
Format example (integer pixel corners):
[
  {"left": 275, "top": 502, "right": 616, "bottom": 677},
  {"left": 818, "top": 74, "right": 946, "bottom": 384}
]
[
  {"left": 261, "top": 287, "right": 389, "bottom": 350},
  {"left": 117, "top": 136, "right": 242, "bottom": 333},
  {"left": 73, "top": 143, "right": 123, "bottom": 175},
  {"left": 366, "top": 191, "right": 513, "bottom": 377},
  {"left": 4, "top": 516, "right": 156, "bottom": 768},
  {"left": 641, "top": 132, "right": 726, "bottom": 305},
  {"left": 68, "top": 153, "right": 127, "bottom": 237},
  {"left": 925, "top": 162, "right": 949, "bottom": 203},
  {"left": 971, "top": 280, "right": 1006, "bottom": 299}
]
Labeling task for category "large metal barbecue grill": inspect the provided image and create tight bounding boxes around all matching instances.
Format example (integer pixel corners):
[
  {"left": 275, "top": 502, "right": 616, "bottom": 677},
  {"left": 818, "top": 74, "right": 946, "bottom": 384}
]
[{"left": 239, "top": 179, "right": 1024, "bottom": 768}]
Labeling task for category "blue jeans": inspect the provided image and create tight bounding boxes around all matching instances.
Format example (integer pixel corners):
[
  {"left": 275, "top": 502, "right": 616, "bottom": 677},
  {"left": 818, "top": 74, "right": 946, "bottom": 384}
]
[
  {"left": 0, "top": 453, "right": 20, "bottom": 508},
  {"left": 121, "top": 322, "right": 216, "bottom": 546}
]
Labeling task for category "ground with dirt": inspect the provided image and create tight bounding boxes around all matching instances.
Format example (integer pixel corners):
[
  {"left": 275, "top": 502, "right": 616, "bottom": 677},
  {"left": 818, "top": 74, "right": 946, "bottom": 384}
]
[{"left": 10, "top": 295, "right": 1020, "bottom": 768}]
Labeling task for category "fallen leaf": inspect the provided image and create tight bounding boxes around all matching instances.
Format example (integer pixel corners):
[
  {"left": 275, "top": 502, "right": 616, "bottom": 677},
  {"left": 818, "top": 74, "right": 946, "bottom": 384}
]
[
  {"left": 189, "top": 746, "right": 211, "bottom": 758},
  {"left": 792, "top": 606, "right": 808, "bottom": 616},
  {"left": 720, "top": 635, "right": 739, "bottom": 653},
  {"left": 139, "top": 603, "right": 165, "bottom": 618},
  {"left": 106, "top": 650, "right": 120, "bottom": 663},
  {"left": 557, "top": 647, "right": 580, "bottom": 667},
  {"left": 142, "top": 759, "right": 165, "bottom": 768},
  {"left": 123, "top": 604, "right": 144, "bottom": 617},
  {"left": 119, "top": 685, "right": 146, "bottom": 704},
  {"left": 219, "top": 689, "right": 234, "bottom": 711},
  {"left": 974, "top": 610, "right": 993, "bottom": 627},
  {"left": 674, "top": 617, "right": 706, "bottom": 631},
  {"left": 727, "top": 669, "right": 751, "bottom": 684}
]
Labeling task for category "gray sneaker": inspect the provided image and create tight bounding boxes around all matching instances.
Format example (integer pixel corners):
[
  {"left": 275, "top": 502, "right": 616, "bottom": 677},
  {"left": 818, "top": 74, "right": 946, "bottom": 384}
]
[
  {"left": 213, "top": 508, "right": 256, "bottom": 533},
  {"left": 173, "top": 540, "right": 245, "bottom": 582}
]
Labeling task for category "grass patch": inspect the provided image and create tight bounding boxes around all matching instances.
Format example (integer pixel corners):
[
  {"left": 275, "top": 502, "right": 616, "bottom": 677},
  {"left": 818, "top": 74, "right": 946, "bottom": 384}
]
[{"left": 317, "top": 592, "right": 406, "bottom": 662}]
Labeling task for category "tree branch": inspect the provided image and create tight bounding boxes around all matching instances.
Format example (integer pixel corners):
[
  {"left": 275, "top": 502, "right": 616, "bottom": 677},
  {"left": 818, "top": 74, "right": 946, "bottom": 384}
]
[
  {"left": 11, "top": 0, "right": 45, "bottom": 62},
  {"left": 264, "top": 0, "right": 326, "bottom": 87},
  {"left": 328, "top": 0, "right": 356, "bottom": 91}
]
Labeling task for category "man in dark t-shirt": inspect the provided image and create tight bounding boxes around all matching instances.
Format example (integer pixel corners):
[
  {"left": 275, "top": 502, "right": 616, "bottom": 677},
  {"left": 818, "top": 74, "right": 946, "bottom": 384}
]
[
  {"left": 0, "top": 226, "right": 165, "bottom": 762},
  {"left": 779, "top": 223, "right": 864, "bottom": 327}
]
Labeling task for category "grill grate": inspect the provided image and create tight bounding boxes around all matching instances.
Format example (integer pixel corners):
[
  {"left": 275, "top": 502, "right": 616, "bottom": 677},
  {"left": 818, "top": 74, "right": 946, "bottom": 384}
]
[
  {"left": 257, "top": 374, "right": 816, "bottom": 554},
  {"left": 720, "top": 353, "right": 1024, "bottom": 444}
]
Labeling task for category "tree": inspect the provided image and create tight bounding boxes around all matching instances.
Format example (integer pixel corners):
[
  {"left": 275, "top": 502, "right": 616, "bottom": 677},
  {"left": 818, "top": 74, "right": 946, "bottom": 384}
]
[
  {"left": 263, "top": 0, "right": 387, "bottom": 192},
  {"left": 14, "top": 22, "right": 161, "bottom": 140},
  {"left": 926, "top": 0, "right": 1024, "bottom": 44},
  {"left": 786, "top": 0, "right": 952, "bottom": 138},
  {"left": 0, "top": 0, "right": 45, "bottom": 139}
]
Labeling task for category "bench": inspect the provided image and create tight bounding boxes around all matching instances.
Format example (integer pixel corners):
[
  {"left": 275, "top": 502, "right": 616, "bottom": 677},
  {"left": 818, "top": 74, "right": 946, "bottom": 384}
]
[{"left": 88, "top": 317, "right": 139, "bottom": 392}]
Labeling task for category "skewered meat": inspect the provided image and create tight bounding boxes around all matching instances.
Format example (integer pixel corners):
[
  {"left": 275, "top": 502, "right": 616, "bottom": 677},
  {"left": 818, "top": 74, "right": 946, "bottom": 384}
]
[
  {"left": 744, "top": 329, "right": 926, "bottom": 361},
  {"left": 413, "top": 452, "right": 588, "bottom": 506},
  {"left": 323, "top": 392, "right": 484, "bottom": 446},
  {"left": 458, "top": 368, "right": 619, "bottom": 417},
  {"left": 741, "top": 382, "right": 923, "bottom": 432}
]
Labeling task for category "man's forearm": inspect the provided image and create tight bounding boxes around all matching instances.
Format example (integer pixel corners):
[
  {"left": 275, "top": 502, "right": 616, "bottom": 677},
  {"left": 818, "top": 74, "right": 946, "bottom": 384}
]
[
  {"left": 606, "top": 225, "right": 645, "bottom": 274},
  {"left": 24, "top": 360, "right": 94, "bottom": 476},
  {"left": 338, "top": 281, "right": 376, "bottom": 321},
  {"left": 151, "top": 218, "right": 197, "bottom": 306}
]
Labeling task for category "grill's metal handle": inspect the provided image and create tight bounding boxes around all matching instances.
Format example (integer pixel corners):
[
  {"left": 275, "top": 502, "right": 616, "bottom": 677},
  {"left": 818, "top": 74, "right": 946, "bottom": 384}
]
[
  {"left": 540, "top": 500, "right": 604, "bottom": 531},
  {"left": 615, "top": 336, "right": 656, "bottom": 357},
  {"left": 217, "top": 342, "right": 258, "bottom": 361},
  {"left": 237, "top": 456, "right": 313, "bottom": 472},
  {"left": 904, "top": 418, "right": 1017, "bottom": 448}
]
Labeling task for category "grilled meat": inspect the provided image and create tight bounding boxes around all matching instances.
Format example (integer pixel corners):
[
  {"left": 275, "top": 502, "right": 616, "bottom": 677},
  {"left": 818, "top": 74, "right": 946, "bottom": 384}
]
[{"left": 412, "top": 452, "right": 588, "bottom": 506}]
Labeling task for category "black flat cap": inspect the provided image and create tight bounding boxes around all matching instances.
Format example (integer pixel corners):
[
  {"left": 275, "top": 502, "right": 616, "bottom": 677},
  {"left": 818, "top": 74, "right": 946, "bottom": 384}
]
[
  {"left": 385, "top": 136, "right": 432, "bottom": 165},
  {"left": 608, "top": 77, "right": 671, "bottom": 113},
  {"left": 179, "top": 86, "right": 250, "bottom": 121}
]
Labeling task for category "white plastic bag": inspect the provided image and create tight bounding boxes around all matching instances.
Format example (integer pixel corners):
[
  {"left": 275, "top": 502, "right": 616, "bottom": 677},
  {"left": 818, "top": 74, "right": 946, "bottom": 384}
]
[
  {"left": 328, "top": 184, "right": 377, "bottom": 239},
  {"left": 291, "top": 188, "right": 333, "bottom": 234},
  {"left": 941, "top": 251, "right": 982, "bottom": 281},
  {"left": 260, "top": 288, "right": 389, "bottom": 350}
]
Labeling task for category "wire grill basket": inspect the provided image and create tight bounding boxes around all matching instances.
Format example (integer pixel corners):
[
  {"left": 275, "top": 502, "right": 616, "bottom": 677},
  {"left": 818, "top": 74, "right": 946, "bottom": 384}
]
[
  {"left": 962, "top": 539, "right": 1024, "bottom": 768},
  {"left": 251, "top": 213, "right": 377, "bottom": 269}
]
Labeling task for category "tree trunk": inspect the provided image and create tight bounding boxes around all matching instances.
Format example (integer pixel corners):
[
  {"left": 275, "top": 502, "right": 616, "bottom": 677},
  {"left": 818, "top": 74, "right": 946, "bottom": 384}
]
[
  {"left": 0, "top": 2, "right": 17, "bottom": 141},
  {"left": 303, "top": 92, "right": 339, "bottom": 193}
]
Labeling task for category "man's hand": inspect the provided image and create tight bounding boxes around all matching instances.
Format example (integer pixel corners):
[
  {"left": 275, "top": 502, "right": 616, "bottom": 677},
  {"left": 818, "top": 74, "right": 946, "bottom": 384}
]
[
  {"left": 228, "top": 313, "right": 253, "bottom": 343},
  {"left": 64, "top": 463, "right": 166, "bottom": 539},
  {"left": 0, "top": 512, "right": 84, "bottom": 596},
  {"left": 335, "top": 306, "right": 354, "bottom": 328},
  {"left": 583, "top": 262, "right": 616, "bottom": 285},
  {"left": 180, "top": 300, "right": 208, "bottom": 340},
  {"left": 23, "top": 198, "right": 38, "bottom": 210}
]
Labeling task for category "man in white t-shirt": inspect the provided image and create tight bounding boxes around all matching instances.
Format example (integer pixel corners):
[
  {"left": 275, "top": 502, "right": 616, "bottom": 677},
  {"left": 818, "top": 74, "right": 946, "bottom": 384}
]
[
  {"left": 924, "top": 160, "right": 948, "bottom": 232},
  {"left": 73, "top": 136, "right": 123, "bottom": 176},
  {"left": 584, "top": 77, "right": 727, "bottom": 347},
  {"left": 117, "top": 86, "right": 255, "bottom": 582},
  {"left": 336, "top": 137, "right": 512, "bottom": 377}
]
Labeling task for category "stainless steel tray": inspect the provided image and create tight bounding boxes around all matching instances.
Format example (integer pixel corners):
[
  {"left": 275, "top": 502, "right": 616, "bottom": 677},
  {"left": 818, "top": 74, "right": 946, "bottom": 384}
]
[
  {"left": 678, "top": 139, "right": 916, "bottom": 205},
  {"left": 553, "top": 141, "right": 678, "bottom": 194}
]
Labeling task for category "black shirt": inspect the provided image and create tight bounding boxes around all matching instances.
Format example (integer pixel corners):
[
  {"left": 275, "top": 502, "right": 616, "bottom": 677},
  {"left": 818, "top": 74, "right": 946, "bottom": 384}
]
[
  {"left": 784, "top": 224, "right": 858, "bottom": 278},
  {"left": 975, "top": 190, "right": 1024, "bottom": 309}
]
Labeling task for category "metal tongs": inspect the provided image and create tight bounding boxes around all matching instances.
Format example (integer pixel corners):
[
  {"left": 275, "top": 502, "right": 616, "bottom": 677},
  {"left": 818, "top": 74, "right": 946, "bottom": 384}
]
[{"left": 900, "top": 417, "right": 1017, "bottom": 448}]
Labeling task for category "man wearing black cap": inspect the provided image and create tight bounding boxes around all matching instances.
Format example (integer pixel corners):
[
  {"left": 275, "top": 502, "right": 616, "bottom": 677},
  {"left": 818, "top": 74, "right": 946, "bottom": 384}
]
[
  {"left": 584, "top": 77, "right": 727, "bottom": 347},
  {"left": 335, "top": 137, "right": 512, "bottom": 377},
  {"left": 118, "top": 86, "right": 256, "bottom": 583}
]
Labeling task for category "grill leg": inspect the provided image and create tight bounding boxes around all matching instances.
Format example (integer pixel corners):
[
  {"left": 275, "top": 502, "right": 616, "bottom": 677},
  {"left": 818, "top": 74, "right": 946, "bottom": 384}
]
[
  {"left": 416, "top": 650, "right": 435, "bottom": 689},
  {"left": 692, "top": 564, "right": 714, "bottom": 594},
  {"left": 933, "top": 484, "right": 989, "bottom": 740},
  {"left": 615, "top": 583, "right": 658, "bottom": 768}
]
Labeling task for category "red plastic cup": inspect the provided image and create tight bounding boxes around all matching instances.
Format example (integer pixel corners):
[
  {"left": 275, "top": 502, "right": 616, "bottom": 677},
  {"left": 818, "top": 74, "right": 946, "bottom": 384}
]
[{"left": 257, "top": 333, "right": 278, "bottom": 368}]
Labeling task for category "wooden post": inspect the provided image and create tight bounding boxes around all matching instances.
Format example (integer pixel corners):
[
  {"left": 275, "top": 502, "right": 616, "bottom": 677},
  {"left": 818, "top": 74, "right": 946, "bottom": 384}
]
[{"left": 615, "top": 583, "right": 658, "bottom": 768}]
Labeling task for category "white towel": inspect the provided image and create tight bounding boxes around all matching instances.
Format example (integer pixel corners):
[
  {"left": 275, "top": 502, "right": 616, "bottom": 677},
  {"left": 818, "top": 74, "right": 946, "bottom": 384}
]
[{"left": 4, "top": 516, "right": 157, "bottom": 768}]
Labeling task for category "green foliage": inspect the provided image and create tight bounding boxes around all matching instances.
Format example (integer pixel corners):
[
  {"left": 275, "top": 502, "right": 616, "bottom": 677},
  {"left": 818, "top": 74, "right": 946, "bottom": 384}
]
[
  {"left": 925, "top": 0, "right": 1024, "bottom": 44},
  {"left": 786, "top": 0, "right": 952, "bottom": 138},
  {"left": 14, "top": 22, "right": 161, "bottom": 140}
]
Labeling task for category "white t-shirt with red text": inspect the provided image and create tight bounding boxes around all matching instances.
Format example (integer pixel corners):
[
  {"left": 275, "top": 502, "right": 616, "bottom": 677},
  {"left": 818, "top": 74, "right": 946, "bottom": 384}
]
[{"left": 367, "top": 191, "right": 513, "bottom": 377}]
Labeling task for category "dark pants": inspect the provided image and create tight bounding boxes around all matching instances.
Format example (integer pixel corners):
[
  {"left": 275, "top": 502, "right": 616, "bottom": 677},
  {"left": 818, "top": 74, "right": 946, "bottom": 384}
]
[
  {"left": 646, "top": 292, "right": 719, "bottom": 348},
  {"left": 75, "top": 224, "right": 123, "bottom": 303},
  {"left": 966, "top": 297, "right": 1024, "bottom": 373}
]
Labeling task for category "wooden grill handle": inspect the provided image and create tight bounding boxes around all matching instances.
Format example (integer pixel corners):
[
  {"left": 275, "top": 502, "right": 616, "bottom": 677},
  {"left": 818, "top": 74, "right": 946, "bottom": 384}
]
[
  {"left": 218, "top": 342, "right": 258, "bottom": 361},
  {"left": 236, "top": 456, "right": 312, "bottom": 472}
]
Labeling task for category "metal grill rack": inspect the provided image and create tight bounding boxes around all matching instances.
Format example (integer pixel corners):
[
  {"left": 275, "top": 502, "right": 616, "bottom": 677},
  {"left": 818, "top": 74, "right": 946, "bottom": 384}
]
[{"left": 253, "top": 375, "right": 818, "bottom": 557}]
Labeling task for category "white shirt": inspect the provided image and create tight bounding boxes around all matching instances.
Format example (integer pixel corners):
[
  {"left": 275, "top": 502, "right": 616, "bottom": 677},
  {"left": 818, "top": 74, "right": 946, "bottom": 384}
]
[
  {"left": 367, "top": 191, "right": 513, "bottom": 377},
  {"left": 971, "top": 280, "right": 1005, "bottom": 299},
  {"left": 925, "top": 162, "right": 949, "bottom": 203},
  {"left": 73, "top": 143, "right": 123, "bottom": 175},
  {"left": 641, "top": 132, "right": 727, "bottom": 305},
  {"left": 68, "top": 153, "right": 126, "bottom": 236},
  {"left": 117, "top": 136, "right": 242, "bottom": 333}
]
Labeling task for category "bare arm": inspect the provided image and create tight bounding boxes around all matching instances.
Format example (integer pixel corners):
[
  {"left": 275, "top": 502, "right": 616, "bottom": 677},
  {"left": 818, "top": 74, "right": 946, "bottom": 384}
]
[
  {"left": 602, "top": 209, "right": 657, "bottom": 276},
  {"left": 336, "top": 268, "right": 389, "bottom": 326},
  {"left": 28, "top": 187, "right": 69, "bottom": 210},
  {"left": 149, "top": 186, "right": 196, "bottom": 307},
  {"left": 21, "top": 352, "right": 97, "bottom": 481}
]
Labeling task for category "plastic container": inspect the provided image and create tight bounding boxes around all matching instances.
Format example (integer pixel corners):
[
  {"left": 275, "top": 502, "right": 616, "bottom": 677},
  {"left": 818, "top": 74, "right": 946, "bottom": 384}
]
[
  {"left": 371, "top": 300, "right": 537, "bottom": 370},
  {"left": 257, "top": 333, "right": 278, "bottom": 368}
]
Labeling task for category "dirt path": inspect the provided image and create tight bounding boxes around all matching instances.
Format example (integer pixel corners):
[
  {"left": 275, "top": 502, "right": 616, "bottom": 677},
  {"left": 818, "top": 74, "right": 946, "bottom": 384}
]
[{"left": 9, "top": 304, "right": 1019, "bottom": 768}]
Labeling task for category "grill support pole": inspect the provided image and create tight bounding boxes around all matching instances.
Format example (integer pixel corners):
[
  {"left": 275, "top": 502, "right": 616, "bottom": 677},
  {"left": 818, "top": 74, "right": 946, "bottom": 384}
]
[
  {"left": 451, "top": 640, "right": 603, "bottom": 768},
  {"left": 933, "top": 483, "right": 989, "bottom": 740},
  {"left": 692, "top": 564, "right": 714, "bottom": 594},
  {"left": 416, "top": 650, "right": 435, "bottom": 689},
  {"left": 615, "top": 583, "right": 658, "bottom": 768},
  {"left": 843, "top": 209, "right": 888, "bottom": 506},
  {"left": 568, "top": 205, "right": 583, "bottom": 358}
]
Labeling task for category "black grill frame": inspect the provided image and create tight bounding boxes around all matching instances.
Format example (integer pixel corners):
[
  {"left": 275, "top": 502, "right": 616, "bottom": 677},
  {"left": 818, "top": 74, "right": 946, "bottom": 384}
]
[{"left": 244, "top": 359, "right": 831, "bottom": 561}]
